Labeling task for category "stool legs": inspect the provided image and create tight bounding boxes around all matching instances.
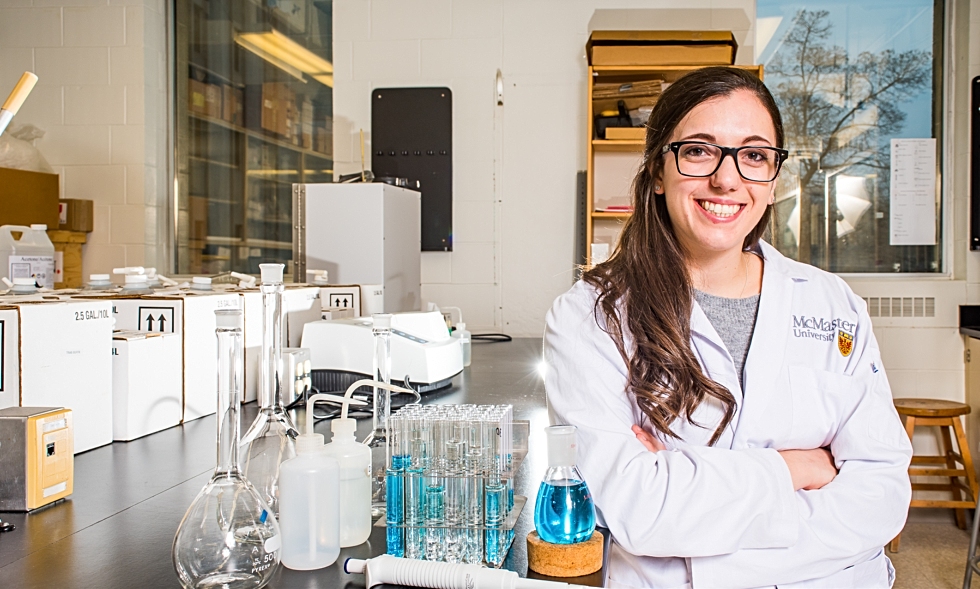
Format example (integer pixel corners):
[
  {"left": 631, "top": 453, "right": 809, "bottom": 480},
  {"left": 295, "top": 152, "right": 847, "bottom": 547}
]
[
  {"left": 890, "top": 415, "right": 980, "bottom": 553},
  {"left": 952, "top": 417, "right": 980, "bottom": 509},
  {"left": 889, "top": 416, "right": 918, "bottom": 553},
  {"left": 943, "top": 425, "right": 968, "bottom": 529}
]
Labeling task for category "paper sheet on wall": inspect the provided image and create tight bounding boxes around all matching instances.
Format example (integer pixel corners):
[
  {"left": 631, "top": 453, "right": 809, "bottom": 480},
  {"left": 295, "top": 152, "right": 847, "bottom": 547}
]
[{"left": 889, "top": 138, "right": 937, "bottom": 245}]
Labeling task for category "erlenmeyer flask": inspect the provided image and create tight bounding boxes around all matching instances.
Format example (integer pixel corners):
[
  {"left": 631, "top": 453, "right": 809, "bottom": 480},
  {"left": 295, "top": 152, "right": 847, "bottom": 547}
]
[
  {"left": 241, "top": 263, "right": 298, "bottom": 516},
  {"left": 173, "top": 309, "right": 281, "bottom": 589},
  {"left": 533, "top": 425, "right": 596, "bottom": 544}
]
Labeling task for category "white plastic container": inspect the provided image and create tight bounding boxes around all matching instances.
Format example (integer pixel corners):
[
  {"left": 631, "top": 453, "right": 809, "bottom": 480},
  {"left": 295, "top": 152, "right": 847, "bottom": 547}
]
[
  {"left": 279, "top": 393, "right": 343, "bottom": 571},
  {"left": 0, "top": 224, "right": 55, "bottom": 289},
  {"left": 323, "top": 415, "right": 373, "bottom": 547},
  {"left": 455, "top": 322, "right": 471, "bottom": 367}
]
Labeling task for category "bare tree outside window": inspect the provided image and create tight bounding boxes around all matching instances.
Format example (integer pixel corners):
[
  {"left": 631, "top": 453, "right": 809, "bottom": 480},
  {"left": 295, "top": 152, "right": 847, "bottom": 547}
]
[{"left": 761, "top": 7, "right": 938, "bottom": 272}]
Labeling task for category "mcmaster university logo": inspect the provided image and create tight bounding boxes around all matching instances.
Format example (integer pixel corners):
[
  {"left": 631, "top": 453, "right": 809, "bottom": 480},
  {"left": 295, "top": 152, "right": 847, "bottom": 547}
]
[{"left": 793, "top": 315, "right": 855, "bottom": 357}]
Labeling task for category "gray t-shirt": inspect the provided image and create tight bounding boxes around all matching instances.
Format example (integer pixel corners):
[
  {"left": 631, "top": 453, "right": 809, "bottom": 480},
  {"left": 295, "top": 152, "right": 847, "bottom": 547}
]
[{"left": 693, "top": 289, "right": 761, "bottom": 389}]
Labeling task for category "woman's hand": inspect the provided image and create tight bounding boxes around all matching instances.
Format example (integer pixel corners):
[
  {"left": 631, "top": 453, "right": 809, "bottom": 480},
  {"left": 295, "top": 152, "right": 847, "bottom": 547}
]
[
  {"left": 778, "top": 448, "right": 838, "bottom": 491},
  {"left": 632, "top": 424, "right": 666, "bottom": 452}
]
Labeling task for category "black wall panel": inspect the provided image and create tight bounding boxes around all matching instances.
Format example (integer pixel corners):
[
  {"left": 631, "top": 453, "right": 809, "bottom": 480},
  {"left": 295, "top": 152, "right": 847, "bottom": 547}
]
[{"left": 372, "top": 87, "right": 453, "bottom": 251}]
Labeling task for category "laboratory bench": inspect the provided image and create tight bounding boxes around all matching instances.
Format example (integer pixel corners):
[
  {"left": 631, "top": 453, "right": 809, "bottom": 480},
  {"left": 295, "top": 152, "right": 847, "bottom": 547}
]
[{"left": 0, "top": 338, "right": 608, "bottom": 588}]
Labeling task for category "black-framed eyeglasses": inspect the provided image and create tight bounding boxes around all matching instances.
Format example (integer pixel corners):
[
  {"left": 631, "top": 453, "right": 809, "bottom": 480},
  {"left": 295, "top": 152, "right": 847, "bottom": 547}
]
[{"left": 661, "top": 141, "right": 789, "bottom": 183}]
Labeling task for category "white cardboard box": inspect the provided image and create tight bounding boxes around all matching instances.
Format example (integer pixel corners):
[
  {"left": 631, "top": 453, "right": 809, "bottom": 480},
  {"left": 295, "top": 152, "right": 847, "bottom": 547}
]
[
  {"left": 76, "top": 291, "right": 241, "bottom": 422},
  {"left": 319, "top": 285, "right": 362, "bottom": 317},
  {"left": 6, "top": 300, "right": 114, "bottom": 453},
  {"left": 112, "top": 331, "right": 182, "bottom": 441}
]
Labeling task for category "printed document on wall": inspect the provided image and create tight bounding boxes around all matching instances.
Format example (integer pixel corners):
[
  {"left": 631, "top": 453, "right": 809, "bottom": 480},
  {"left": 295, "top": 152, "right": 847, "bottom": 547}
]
[{"left": 889, "top": 138, "right": 937, "bottom": 245}]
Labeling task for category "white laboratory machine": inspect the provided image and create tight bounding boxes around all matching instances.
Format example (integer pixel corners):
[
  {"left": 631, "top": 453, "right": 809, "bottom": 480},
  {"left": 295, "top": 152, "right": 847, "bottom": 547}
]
[
  {"left": 301, "top": 311, "right": 462, "bottom": 394},
  {"left": 293, "top": 183, "right": 421, "bottom": 313}
]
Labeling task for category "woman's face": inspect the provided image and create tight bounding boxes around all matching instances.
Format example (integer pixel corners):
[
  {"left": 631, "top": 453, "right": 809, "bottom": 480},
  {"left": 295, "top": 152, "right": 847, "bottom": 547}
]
[{"left": 657, "top": 90, "right": 778, "bottom": 259}]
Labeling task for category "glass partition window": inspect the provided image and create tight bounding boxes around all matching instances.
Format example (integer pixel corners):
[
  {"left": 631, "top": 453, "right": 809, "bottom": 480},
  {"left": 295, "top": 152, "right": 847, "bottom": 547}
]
[
  {"left": 757, "top": 0, "right": 943, "bottom": 273},
  {"left": 175, "top": 0, "right": 333, "bottom": 276}
]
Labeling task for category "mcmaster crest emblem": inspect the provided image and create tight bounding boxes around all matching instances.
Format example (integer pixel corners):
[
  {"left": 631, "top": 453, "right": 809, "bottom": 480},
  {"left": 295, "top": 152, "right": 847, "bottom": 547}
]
[{"left": 837, "top": 330, "right": 854, "bottom": 357}]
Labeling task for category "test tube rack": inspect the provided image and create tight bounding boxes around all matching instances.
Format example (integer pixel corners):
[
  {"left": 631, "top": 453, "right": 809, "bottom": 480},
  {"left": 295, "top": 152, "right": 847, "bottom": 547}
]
[{"left": 381, "top": 404, "right": 529, "bottom": 568}]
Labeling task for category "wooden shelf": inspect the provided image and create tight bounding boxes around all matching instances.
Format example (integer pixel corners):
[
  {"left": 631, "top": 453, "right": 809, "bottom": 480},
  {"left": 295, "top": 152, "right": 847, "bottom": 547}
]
[
  {"left": 585, "top": 53, "right": 764, "bottom": 264},
  {"left": 592, "top": 211, "right": 633, "bottom": 219},
  {"left": 592, "top": 139, "right": 644, "bottom": 152}
]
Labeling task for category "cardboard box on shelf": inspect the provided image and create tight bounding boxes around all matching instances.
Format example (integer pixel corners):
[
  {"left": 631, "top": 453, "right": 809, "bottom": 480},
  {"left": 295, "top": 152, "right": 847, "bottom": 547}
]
[
  {"left": 112, "top": 331, "right": 182, "bottom": 441},
  {"left": 0, "top": 299, "right": 114, "bottom": 454},
  {"left": 189, "top": 196, "right": 208, "bottom": 241},
  {"left": 188, "top": 79, "right": 207, "bottom": 115},
  {"left": 58, "top": 199, "right": 94, "bottom": 233},
  {"left": 301, "top": 98, "right": 313, "bottom": 149},
  {"left": 48, "top": 230, "right": 86, "bottom": 289},
  {"left": 222, "top": 85, "right": 244, "bottom": 126},
  {"left": 0, "top": 168, "right": 60, "bottom": 228},
  {"left": 205, "top": 83, "right": 222, "bottom": 119},
  {"left": 586, "top": 30, "right": 737, "bottom": 66},
  {"left": 604, "top": 127, "right": 646, "bottom": 141}
]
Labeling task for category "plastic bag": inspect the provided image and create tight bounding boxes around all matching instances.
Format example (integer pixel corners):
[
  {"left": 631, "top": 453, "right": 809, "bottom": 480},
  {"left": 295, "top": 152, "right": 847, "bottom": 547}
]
[{"left": 0, "top": 124, "right": 54, "bottom": 174}]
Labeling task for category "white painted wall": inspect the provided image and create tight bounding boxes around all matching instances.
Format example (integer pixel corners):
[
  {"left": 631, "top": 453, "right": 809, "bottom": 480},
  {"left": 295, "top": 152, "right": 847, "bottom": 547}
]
[
  {"left": 332, "top": 0, "right": 756, "bottom": 335},
  {"left": 0, "top": 0, "right": 169, "bottom": 276}
]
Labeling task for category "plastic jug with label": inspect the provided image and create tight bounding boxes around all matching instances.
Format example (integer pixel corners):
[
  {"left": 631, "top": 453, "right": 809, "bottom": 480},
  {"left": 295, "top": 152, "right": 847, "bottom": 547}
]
[{"left": 0, "top": 224, "right": 55, "bottom": 289}]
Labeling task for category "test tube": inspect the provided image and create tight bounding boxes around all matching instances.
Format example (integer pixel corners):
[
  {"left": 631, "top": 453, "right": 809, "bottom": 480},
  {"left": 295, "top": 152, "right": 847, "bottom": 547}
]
[
  {"left": 404, "top": 414, "right": 426, "bottom": 560},
  {"left": 444, "top": 440, "right": 466, "bottom": 563},
  {"left": 424, "top": 469, "right": 447, "bottom": 561},
  {"left": 484, "top": 478, "right": 506, "bottom": 567},
  {"left": 386, "top": 415, "right": 407, "bottom": 557}
]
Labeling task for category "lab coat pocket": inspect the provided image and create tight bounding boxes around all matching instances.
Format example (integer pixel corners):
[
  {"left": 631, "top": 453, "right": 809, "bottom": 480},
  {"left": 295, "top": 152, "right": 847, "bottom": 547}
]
[{"left": 788, "top": 366, "right": 851, "bottom": 450}]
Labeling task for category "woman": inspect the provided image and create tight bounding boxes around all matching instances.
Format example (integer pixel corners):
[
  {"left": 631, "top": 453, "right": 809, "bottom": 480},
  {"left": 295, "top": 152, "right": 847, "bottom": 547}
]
[{"left": 543, "top": 67, "right": 912, "bottom": 588}]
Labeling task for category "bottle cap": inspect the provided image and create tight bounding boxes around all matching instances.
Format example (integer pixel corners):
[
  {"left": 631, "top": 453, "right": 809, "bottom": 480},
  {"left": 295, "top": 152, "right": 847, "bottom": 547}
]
[
  {"left": 259, "top": 263, "right": 284, "bottom": 284},
  {"left": 214, "top": 308, "right": 242, "bottom": 329},
  {"left": 331, "top": 417, "right": 357, "bottom": 438},
  {"left": 545, "top": 425, "right": 578, "bottom": 468},
  {"left": 30, "top": 224, "right": 46, "bottom": 231},
  {"left": 296, "top": 433, "right": 325, "bottom": 454},
  {"left": 90, "top": 274, "right": 110, "bottom": 281},
  {"left": 192, "top": 276, "right": 211, "bottom": 285},
  {"left": 125, "top": 274, "right": 147, "bottom": 284},
  {"left": 373, "top": 313, "right": 392, "bottom": 329},
  {"left": 304, "top": 393, "right": 368, "bottom": 447}
]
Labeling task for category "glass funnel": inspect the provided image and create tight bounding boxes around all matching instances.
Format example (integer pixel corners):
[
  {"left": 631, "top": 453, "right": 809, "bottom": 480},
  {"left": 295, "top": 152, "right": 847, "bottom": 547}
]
[
  {"left": 240, "top": 263, "right": 298, "bottom": 516},
  {"left": 533, "top": 425, "right": 596, "bottom": 544},
  {"left": 172, "top": 309, "right": 281, "bottom": 589}
]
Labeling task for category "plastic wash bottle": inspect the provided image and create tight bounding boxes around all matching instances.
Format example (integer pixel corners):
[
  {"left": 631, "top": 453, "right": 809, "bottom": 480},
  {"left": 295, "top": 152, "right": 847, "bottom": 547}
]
[{"left": 279, "top": 392, "right": 363, "bottom": 570}]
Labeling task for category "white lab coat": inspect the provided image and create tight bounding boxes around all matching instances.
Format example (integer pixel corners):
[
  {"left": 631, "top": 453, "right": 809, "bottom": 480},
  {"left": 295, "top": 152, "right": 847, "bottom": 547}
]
[{"left": 543, "top": 241, "right": 912, "bottom": 589}]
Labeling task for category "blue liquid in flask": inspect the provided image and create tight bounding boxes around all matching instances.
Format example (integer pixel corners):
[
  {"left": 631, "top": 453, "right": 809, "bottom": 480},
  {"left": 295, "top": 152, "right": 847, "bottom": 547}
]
[{"left": 534, "top": 479, "right": 596, "bottom": 544}]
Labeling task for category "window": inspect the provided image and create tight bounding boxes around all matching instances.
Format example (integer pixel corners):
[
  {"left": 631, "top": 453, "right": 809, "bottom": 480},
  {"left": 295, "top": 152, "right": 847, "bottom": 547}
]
[
  {"left": 174, "top": 0, "right": 333, "bottom": 276},
  {"left": 756, "top": 0, "right": 943, "bottom": 273}
]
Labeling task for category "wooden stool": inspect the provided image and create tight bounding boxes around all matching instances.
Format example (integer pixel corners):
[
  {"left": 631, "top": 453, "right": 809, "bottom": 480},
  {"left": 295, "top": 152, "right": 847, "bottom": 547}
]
[{"left": 889, "top": 398, "right": 979, "bottom": 553}]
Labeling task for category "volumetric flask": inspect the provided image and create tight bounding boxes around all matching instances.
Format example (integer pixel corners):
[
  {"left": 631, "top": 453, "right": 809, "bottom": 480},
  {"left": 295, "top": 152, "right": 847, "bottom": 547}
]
[{"left": 172, "top": 309, "right": 281, "bottom": 589}]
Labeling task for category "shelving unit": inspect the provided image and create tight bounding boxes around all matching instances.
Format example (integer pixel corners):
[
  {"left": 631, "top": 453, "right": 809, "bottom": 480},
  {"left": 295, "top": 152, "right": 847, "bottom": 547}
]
[
  {"left": 584, "top": 31, "right": 763, "bottom": 265},
  {"left": 175, "top": 1, "right": 334, "bottom": 276}
]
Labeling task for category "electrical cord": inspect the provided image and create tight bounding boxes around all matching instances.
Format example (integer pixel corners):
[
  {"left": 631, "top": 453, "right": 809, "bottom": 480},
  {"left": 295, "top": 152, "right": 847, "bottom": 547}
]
[{"left": 471, "top": 333, "right": 512, "bottom": 343}]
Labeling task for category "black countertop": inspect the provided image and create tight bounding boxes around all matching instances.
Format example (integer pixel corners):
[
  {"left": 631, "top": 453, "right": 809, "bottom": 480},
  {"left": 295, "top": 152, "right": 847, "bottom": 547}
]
[{"left": 0, "top": 338, "right": 607, "bottom": 588}]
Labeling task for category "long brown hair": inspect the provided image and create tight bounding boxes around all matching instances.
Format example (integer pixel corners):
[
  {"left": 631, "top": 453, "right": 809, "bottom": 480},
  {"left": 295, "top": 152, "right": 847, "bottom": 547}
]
[{"left": 584, "top": 67, "right": 785, "bottom": 445}]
